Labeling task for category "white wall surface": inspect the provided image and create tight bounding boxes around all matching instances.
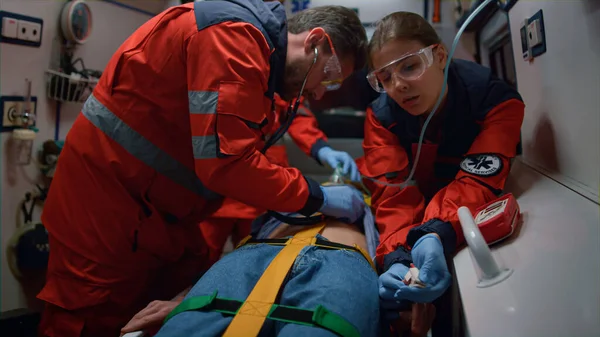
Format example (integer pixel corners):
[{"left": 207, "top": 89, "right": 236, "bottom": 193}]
[
  {"left": 0, "top": 0, "right": 160, "bottom": 313},
  {"left": 508, "top": 0, "right": 600, "bottom": 202},
  {"left": 113, "top": 0, "right": 168, "bottom": 14}
]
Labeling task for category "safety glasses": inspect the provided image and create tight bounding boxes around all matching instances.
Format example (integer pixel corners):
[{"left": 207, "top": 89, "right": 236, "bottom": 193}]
[
  {"left": 366, "top": 44, "right": 439, "bottom": 93},
  {"left": 320, "top": 34, "right": 343, "bottom": 91}
]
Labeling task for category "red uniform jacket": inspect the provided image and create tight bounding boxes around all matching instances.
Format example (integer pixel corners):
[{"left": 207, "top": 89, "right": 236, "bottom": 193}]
[
  {"left": 211, "top": 94, "right": 329, "bottom": 219},
  {"left": 40, "top": 0, "right": 323, "bottom": 292},
  {"left": 359, "top": 60, "right": 525, "bottom": 270}
]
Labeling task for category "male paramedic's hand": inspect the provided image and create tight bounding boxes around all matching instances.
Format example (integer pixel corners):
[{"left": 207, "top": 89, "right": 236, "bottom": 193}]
[
  {"left": 317, "top": 147, "right": 361, "bottom": 181},
  {"left": 404, "top": 234, "right": 451, "bottom": 303},
  {"left": 120, "top": 300, "right": 180, "bottom": 336},
  {"left": 319, "top": 185, "right": 365, "bottom": 223}
]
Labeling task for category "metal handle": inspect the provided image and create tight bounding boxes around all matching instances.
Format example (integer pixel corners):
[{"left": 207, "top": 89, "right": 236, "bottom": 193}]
[{"left": 457, "top": 206, "right": 513, "bottom": 288}]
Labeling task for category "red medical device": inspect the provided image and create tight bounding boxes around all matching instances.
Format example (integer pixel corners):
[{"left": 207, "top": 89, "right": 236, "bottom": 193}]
[{"left": 473, "top": 193, "right": 520, "bottom": 245}]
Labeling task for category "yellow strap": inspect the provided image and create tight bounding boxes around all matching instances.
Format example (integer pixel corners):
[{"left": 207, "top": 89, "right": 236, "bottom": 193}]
[
  {"left": 222, "top": 223, "right": 326, "bottom": 337},
  {"left": 363, "top": 195, "right": 372, "bottom": 207},
  {"left": 235, "top": 235, "right": 252, "bottom": 249},
  {"left": 353, "top": 244, "right": 377, "bottom": 271}
]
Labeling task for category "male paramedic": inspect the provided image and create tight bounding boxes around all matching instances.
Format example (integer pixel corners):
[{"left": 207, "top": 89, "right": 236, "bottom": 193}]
[
  {"left": 360, "top": 11, "right": 525, "bottom": 317},
  {"left": 37, "top": 1, "right": 369, "bottom": 336},
  {"left": 200, "top": 93, "right": 360, "bottom": 266}
]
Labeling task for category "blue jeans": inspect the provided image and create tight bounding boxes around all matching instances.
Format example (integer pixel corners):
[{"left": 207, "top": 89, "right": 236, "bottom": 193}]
[{"left": 155, "top": 236, "right": 380, "bottom": 337}]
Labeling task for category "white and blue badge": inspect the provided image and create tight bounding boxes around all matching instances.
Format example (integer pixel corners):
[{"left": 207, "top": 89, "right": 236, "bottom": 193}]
[{"left": 460, "top": 154, "right": 502, "bottom": 177}]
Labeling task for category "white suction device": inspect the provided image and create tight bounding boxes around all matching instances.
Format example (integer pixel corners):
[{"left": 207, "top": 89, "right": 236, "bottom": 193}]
[{"left": 457, "top": 206, "right": 513, "bottom": 288}]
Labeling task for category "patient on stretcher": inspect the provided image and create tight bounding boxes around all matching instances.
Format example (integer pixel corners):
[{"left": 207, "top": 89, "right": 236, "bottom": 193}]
[
  {"left": 122, "top": 186, "right": 434, "bottom": 337},
  {"left": 158, "top": 203, "right": 380, "bottom": 337},
  {"left": 120, "top": 191, "right": 380, "bottom": 337}
]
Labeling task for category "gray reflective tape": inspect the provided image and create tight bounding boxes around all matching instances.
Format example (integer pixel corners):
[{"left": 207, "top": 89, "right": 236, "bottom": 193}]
[
  {"left": 82, "top": 94, "right": 220, "bottom": 200},
  {"left": 192, "top": 135, "right": 218, "bottom": 159},
  {"left": 274, "top": 135, "right": 285, "bottom": 145},
  {"left": 297, "top": 106, "right": 311, "bottom": 116},
  {"left": 188, "top": 91, "right": 218, "bottom": 114}
]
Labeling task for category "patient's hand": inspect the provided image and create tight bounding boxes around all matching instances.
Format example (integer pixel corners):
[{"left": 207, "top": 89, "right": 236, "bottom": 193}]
[
  {"left": 392, "top": 303, "right": 436, "bottom": 337},
  {"left": 120, "top": 300, "right": 179, "bottom": 336}
]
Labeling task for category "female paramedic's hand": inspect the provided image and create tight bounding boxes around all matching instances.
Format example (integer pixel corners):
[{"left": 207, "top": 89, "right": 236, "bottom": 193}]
[
  {"left": 319, "top": 185, "right": 365, "bottom": 223},
  {"left": 379, "top": 262, "right": 411, "bottom": 320},
  {"left": 317, "top": 147, "right": 361, "bottom": 181},
  {"left": 403, "top": 234, "right": 451, "bottom": 303},
  {"left": 120, "top": 300, "right": 179, "bottom": 336}
]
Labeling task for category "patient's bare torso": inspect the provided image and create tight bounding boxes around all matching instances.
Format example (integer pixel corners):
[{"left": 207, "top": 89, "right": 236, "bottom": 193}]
[{"left": 267, "top": 220, "right": 369, "bottom": 253}]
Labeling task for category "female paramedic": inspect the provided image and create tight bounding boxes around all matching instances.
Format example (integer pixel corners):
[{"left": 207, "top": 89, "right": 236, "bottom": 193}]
[
  {"left": 37, "top": 2, "right": 369, "bottom": 336},
  {"left": 200, "top": 94, "right": 360, "bottom": 266},
  {"left": 359, "top": 12, "right": 525, "bottom": 313}
]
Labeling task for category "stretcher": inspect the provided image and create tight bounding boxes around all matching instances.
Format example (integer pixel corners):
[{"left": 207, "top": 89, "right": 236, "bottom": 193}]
[
  {"left": 124, "top": 218, "right": 375, "bottom": 337},
  {"left": 122, "top": 181, "right": 375, "bottom": 337},
  {"left": 166, "top": 222, "right": 374, "bottom": 336}
]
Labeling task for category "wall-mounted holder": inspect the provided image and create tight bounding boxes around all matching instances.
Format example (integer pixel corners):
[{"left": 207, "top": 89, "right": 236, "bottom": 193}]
[{"left": 45, "top": 69, "right": 98, "bottom": 103}]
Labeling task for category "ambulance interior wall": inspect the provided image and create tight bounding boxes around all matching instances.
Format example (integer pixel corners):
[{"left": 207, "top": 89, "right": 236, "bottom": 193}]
[
  {"left": 507, "top": 0, "right": 600, "bottom": 202},
  {"left": 0, "top": 0, "right": 163, "bottom": 313}
]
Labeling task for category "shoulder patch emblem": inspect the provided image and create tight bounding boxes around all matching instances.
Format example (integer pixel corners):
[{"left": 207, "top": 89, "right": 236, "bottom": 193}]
[{"left": 460, "top": 154, "right": 503, "bottom": 177}]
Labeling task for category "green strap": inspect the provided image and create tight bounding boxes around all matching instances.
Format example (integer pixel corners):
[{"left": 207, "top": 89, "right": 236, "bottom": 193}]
[
  {"left": 164, "top": 292, "right": 360, "bottom": 337},
  {"left": 165, "top": 291, "right": 219, "bottom": 322},
  {"left": 312, "top": 305, "right": 359, "bottom": 337}
]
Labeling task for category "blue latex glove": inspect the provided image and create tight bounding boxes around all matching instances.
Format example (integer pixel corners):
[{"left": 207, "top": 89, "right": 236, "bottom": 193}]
[
  {"left": 319, "top": 185, "right": 365, "bottom": 223},
  {"left": 317, "top": 147, "right": 361, "bottom": 181},
  {"left": 378, "top": 263, "right": 411, "bottom": 321},
  {"left": 378, "top": 234, "right": 451, "bottom": 305}
]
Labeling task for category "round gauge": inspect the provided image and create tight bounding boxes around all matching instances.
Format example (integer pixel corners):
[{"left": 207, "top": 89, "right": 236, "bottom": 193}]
[{"left": 60, "top": 0, "right": 92, "bottom": 44}]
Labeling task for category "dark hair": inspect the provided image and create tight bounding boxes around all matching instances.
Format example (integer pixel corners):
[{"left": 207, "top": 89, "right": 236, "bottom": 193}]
[
  {"left": 368, "top": 12, "right": 441, "bottom": 68},
  {"left": 287, "top": 6, "right": 368, "bottom": 71}
]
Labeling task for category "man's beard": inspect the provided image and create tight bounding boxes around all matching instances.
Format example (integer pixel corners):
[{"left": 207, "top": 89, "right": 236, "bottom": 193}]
[{"left": 281, "top": 58, "right": 311, "bottom": 101}]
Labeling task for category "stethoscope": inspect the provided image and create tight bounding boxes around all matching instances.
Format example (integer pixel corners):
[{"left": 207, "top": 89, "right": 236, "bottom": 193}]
[
  {"left": 261, "top": 47, "right": 319, "bottom": 153},
  {"left": 262, "top": 47, "right": 326, "bottom": 226}
]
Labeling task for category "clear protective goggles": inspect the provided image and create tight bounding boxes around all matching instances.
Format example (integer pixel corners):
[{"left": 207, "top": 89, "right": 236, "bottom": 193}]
[
  {"left": 320, "top": 34, "right": 344, "bottom": 91},
  {"left": 366, "top": 44, "right": 438, "bottom": 93}
]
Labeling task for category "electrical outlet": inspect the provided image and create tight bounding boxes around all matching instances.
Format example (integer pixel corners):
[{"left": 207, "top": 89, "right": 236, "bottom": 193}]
[
  {"left": 17, "top": 20, "right": 40, "bottom": 42},
  {"left": 16, "top": 19, "right": 27, "bottom": 40},
  {"left": 0, "top": 96, "right": 37, "bottom": 131},
  {"left": 26, "top": 21, "right": 41, "bottom": 42},
  {"left": 0, "top": 11, "right": 43, "bottom": 47}
]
